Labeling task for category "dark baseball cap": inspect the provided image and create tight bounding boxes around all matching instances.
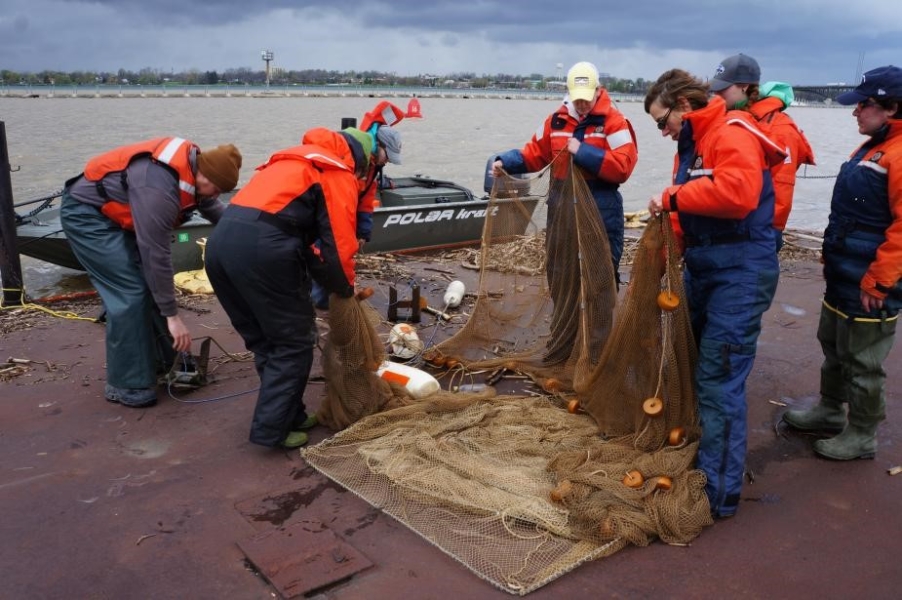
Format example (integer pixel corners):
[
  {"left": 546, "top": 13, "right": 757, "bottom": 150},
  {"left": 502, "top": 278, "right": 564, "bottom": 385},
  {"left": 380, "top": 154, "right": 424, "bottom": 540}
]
[
  {"left": 710, "top": 54, "right": 761, "bottom": 92},
  {"left": 836, "top": 65, "right": 902, "bottom": 105}
]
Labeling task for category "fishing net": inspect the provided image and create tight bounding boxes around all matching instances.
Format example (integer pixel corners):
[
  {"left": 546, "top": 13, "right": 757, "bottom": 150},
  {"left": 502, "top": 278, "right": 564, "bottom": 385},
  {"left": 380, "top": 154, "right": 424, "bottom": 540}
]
[{"left": 304, "top": 153, "right": 711, "bottom": 595}]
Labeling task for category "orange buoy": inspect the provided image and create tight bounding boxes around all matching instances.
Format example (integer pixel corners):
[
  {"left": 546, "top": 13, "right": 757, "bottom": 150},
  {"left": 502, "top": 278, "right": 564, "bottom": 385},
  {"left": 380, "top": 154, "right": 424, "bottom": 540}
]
[
  {"left": 622, "top": 470, "right": 644, "bottom": 488},
  {"left": 406, "top": 97, "right": 423, "bottom": 119},
  {"left": 654, "top": 476, "right": 673, "bottom": 491},
  {"left": 667, "top": 427, "right": 685, "bottom": 446},
  {"left": 657, "top": 290, "right": 680, "bottom": 311},
  {"left": 355, "top": 287, "right": 374, "bottom": 301},
  {"left": 543, "top": 378, "right": 562, "bottom": 393},
  {"left": 567, "top": 399, "right": 581, "bottom": 414},
  {"left": 422, "top": 350, "right": 446, "bottom": 367},
  {"left": 643, "top": 397, "right": 664, "bottom": 417},
  {"left": 550, "top": 480, "right": 573, "bottom": 502},
  {"left": 444, "top": 358, "right": 460, "bottom": 369},
  {"left": 599, "top": 516, "right": 616, "bottom": 537}
]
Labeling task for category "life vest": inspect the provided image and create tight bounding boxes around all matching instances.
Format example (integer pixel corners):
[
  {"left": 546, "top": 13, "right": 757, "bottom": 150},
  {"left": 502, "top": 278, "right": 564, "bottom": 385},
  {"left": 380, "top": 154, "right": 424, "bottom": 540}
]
[
  {"left": 82, "top": 137, "right": 198, "bottom": 230},
  {"left": 359, "top": 101, "right": 404, "bottom": 132}
]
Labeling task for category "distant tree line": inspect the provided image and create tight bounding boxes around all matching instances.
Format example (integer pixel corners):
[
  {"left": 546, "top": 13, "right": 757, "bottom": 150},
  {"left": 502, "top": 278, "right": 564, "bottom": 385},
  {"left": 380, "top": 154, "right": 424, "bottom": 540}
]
[{"left": 0, "top": 67, "right": 651, "bottom": 94}]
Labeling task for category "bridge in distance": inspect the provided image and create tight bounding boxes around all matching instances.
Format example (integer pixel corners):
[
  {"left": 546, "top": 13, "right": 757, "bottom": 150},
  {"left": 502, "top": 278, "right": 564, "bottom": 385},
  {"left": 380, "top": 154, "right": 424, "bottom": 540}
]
[{"left": 793, "top": 85, "right": 856, "bottom": 102}]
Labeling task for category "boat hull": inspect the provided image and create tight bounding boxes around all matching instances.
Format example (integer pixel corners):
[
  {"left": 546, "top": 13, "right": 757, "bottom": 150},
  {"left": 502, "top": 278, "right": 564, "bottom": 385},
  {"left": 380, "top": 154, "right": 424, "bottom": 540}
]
[{"left": 15, "top": 177, "right": 540, "bottom": 272}]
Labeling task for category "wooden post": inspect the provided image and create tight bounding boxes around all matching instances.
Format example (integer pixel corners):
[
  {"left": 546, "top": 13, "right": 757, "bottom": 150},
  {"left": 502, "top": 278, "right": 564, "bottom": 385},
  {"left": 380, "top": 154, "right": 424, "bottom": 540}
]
[{"left": 0, "top": 121, "right": 23, "bottom": 306}]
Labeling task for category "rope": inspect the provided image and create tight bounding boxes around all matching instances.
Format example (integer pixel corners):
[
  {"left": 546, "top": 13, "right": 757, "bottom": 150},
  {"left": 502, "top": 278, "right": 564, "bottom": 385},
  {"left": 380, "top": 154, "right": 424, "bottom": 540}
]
[{"left": 14, "top": 190, "right": 63, "bottom": 222}]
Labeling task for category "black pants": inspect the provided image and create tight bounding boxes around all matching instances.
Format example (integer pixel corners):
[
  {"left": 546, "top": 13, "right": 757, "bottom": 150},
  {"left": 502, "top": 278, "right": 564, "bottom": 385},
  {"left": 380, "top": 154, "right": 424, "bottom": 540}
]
[{"left": 205, "top": 206, "right": 317, "bottom": 447}]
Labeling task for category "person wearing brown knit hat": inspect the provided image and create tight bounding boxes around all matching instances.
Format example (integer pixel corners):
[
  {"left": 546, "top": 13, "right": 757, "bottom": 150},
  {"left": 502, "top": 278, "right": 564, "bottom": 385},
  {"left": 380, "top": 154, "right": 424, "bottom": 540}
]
[
  {"left": 197, "top": 144, "right": 242, "bottom": 193},
  {"left": 59, "top": 137, "right": 242, "bottom": 408}
]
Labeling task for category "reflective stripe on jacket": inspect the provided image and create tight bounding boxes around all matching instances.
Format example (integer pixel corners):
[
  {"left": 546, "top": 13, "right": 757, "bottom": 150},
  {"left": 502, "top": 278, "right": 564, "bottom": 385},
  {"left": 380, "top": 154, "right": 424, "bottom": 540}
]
[
  {"left": 823, "top": 119, "right": 902, "bottom": 313},
  {"left": 499, "top": 90, "right": 637, "bottom": 185},
  {"left": 231, "top": 127, "right": 360, "bottom": 292},
  {"left": 83, "top": 137, "right": 198, "bottom": 230}
]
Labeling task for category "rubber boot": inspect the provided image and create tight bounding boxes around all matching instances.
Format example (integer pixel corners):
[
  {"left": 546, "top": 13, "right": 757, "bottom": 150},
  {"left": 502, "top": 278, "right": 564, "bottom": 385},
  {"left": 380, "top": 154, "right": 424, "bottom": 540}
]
[
  {"left": 782, "top": 399, "right": 845, "bottom": 433},
  {"left": 813, "top": 423, "right": 877, "bottom": 460}
]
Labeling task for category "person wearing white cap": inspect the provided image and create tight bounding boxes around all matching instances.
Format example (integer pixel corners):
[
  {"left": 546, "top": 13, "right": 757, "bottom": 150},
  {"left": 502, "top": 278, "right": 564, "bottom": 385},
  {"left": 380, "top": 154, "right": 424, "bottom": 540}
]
[
  {"left": 782, "top": 65, "right": 902, "bottom": 461},
  {"left": 491, "top": 61, "right": 638, "bottom": 280}
]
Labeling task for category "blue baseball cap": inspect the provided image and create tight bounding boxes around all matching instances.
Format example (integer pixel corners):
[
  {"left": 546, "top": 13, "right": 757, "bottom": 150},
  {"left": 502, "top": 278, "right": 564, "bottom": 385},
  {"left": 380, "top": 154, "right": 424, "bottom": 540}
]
[{"left": 836, "top": 65, "right": 902, "bottom": 105}]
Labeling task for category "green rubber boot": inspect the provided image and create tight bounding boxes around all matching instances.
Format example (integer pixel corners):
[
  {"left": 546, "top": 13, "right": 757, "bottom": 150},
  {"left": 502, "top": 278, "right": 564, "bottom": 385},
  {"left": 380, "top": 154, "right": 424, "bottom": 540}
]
[
  {"left": 782, "top": 400, "right": 845, "bottom": 433},
  {"left": 281, "top": 431, "right": 309, "bottom": 449},
  {"left": 813, "top": 424, "right": 877, "bottom": 460}
]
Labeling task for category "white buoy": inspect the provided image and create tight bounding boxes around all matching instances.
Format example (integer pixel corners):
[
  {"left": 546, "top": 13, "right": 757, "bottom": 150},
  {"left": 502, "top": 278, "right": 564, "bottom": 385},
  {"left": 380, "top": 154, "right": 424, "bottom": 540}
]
[
  {"left": 388, "top": 323, "right": 423, "bottom": 359},
  {"left": 376, "top": 361, "right": 440, "bottom": 399},
  {"left": 443, "top": 280, "right": 466, "bottom": 308}
]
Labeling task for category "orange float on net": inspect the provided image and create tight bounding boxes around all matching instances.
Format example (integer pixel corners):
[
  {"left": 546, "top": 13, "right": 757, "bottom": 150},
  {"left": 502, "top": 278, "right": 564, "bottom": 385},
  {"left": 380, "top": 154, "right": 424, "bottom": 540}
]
[
  {"left": 622, "top": 470, "right": 644, "bottom": 488},
  {"left": 654, "top": 476, "right": 673, "bottom": 492},
  {"left": 599, "top": 516, "right": 616, "bottom": 537},
  {"left": 567, "top": 399, "right": 581, "bottom": 414},
  {"left": 543, "top": 378, "right": 562, "bottom": 393},
  {"left": 444, "top": 357, "right": 460, "bottom": 369},
  {"left": 657, "top": 290, "right": 680, "bottom": 311},
  {"left": 643, "top": 397, "right": 664, "bottom": 417},
  {"left": 550, "top": 480, "right": 573, "bottom": 503},
  {"left": 668, "top": 427, "right": 686, "bottom": 446},
  {"left": 355, "top": 287, "right": 375, "bottom": 301}
]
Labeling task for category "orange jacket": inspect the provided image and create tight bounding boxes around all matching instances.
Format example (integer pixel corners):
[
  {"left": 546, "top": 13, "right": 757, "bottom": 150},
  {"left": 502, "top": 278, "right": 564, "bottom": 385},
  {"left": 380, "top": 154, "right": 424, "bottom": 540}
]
[
  {"left": 232, "top": 128, "right": 360, "bottom": 289},
  {"left": 83, "top": 137, "right": 198, "bottom": 230},
  {"left": 749, "top": 96, "right": 816, "bottom": 230},
  {"left": 661, "top": 96, "right": 787, "bottom": 249},
  {"left": 516, "top": 90, "right": 637, "bottom": 184}
]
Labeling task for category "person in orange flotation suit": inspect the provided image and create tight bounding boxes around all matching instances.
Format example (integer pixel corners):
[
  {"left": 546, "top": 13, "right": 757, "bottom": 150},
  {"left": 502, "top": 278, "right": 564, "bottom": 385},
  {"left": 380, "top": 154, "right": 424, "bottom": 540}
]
[
  {"left": 204, "top": 127, "right": 370, "bottom": 448},
  {"left": 646, "top": 69, "right": 786, "bottom": 518},
  {"left": 492, "top": 61, "right": 638, "bottom": 280}
]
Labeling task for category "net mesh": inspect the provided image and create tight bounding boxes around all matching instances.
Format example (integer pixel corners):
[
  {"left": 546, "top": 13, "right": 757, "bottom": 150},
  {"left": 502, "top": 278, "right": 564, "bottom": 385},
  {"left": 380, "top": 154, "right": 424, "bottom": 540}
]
[{"left": 305, "top": 153, "right": 712, "bottom": 595}]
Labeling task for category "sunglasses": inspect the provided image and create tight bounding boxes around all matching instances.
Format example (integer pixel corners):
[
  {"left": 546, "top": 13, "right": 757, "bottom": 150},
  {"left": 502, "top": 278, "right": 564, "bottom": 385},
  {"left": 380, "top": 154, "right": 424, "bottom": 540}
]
[
  {"left": 857, "top": 99, "right": 879, "bottom": 110},
  {"left": 656, "top": 106, "right": 673, "bottom": 130}
]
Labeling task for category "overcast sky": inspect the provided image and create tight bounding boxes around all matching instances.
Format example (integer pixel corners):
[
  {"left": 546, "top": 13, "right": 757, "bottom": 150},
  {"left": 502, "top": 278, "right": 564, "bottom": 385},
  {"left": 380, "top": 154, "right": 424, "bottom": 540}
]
[{"left": 1, "top": 0, "right": 898, "bottom": 85}]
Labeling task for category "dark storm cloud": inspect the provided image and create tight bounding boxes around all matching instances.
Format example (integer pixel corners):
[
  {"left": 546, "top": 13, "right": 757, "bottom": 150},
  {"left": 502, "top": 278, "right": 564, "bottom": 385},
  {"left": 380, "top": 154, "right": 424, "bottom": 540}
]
[{"left": 3, "top": 0, "right": 901, "bottom": 83}]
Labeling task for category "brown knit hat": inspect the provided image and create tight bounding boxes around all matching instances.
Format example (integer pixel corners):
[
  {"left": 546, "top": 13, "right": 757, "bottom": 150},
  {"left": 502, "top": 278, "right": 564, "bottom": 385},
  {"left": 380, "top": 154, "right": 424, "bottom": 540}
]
[{"left": 197, "top": 144, "right": 242, "bottom": 192}]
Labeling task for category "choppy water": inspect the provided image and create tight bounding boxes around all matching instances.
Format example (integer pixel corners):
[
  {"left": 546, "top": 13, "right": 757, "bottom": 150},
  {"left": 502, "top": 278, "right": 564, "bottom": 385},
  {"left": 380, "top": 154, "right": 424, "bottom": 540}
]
[{"left": 2, "top": 95, "right": 859, "bottom": 296}]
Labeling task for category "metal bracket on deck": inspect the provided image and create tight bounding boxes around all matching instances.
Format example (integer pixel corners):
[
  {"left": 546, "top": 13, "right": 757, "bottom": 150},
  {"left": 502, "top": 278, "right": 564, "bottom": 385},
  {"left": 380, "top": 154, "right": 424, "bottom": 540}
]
[{"left": 387, "top": 284, "right": 421, "bottom": 323}]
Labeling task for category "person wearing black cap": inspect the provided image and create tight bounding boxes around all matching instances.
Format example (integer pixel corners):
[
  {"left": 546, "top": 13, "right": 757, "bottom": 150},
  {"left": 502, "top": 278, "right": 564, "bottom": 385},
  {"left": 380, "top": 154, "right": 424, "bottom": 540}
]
[
  {"left": 60, "top": 138, "right": 242, "bottom": 408},
  {"left": 782, "top": 65, "right": 902, "bottom": 461},
  {"left": 710, "top": 54, "right": 816, "bottom": 245},
  {"left": 204, "top": 127, "right": 370, "bottom": 448}
]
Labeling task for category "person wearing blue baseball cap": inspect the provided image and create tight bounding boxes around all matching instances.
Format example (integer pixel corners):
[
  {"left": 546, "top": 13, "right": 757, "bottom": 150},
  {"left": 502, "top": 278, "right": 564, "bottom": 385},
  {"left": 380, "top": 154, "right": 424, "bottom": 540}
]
[{"left": 782, "top": 65, "right": 902, "bottom": 461}]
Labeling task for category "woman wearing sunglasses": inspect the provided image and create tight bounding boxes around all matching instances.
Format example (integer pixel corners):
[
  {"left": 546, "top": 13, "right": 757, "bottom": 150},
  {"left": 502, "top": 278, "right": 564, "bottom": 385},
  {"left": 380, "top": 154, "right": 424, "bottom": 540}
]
[
  {"left": 782, "top": 66, "right": 902, "bottom": 461},
  {"left": 644, "top": 69, "right": 786, "bottom": 519}
]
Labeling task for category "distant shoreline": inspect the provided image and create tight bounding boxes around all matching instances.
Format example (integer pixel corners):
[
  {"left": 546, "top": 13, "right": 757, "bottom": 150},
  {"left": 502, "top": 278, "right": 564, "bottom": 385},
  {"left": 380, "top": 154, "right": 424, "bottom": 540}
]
[
  {"left": 0, "top": 85, "right": 837, "bottom": 108},
  {"left": 0, "top": 84, "right": 636, "bottom": 103}
]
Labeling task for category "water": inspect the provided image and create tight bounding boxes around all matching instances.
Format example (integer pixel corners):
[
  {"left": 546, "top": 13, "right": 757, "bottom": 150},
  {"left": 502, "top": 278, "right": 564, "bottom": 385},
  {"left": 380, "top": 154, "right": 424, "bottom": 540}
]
[{"left": 1, "top": 95, "right": 860, "bottom": 296}]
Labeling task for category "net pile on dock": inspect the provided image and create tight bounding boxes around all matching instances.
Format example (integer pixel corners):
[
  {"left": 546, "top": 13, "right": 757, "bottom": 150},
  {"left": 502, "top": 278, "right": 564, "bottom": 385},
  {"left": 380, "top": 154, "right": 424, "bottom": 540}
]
[{"left": 304, "top": 154, "right": 711, "bottom": 595}]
